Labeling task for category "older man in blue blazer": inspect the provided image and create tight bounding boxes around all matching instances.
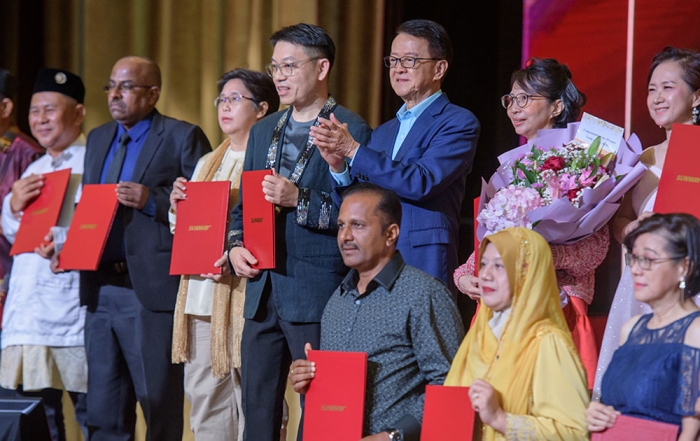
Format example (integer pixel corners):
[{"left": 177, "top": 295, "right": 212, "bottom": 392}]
[{"left": 312, "top": 19, "right": 480, "bottom": 295}]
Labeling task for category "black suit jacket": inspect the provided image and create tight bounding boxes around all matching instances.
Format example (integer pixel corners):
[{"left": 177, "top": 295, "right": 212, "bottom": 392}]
[{"left": 80, "top": 110, "right": 211, "bottom": 312}]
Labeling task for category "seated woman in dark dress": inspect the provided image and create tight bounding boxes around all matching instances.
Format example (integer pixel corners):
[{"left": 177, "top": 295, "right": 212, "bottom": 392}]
[{"left": 587, "top": 213, "right": 700, "bottom": 439}]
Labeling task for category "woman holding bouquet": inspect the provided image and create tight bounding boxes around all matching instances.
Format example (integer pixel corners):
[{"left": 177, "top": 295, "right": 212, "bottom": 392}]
[
  {"left": 454, "top": 58, "right": 608, "bottom": 388},
  {"left": 594, "top": 46, "right": 700, "bottom": 399},
  {"left": 169, "top": 69, "right": 279, "bottom": 440},
  {"left": 587, "top": 214, "right": 700, "bottom": 439},
  {"left": 446, "top": 227, "right": 589, "bottom": 440}
]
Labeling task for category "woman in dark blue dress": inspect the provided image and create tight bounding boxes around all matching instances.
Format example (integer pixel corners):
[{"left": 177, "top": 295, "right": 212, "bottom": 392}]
[{"left": 587, "top": 213, "right": 700, "bottom": 439}]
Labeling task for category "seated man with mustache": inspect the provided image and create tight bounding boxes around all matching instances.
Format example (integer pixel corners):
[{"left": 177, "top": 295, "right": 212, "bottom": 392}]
[{"left": 289, "top": 183, "right": 464, "bottom": 441}]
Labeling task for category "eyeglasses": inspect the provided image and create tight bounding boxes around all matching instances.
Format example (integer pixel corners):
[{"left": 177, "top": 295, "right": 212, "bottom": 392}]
[
  {"left": 214, "top": 93, "right": 255, "bottom": 107},
  {"left": 383, "top": 56, "right": 442, "bottom": 69},
  {"left": 104, "top": 82, "right": 155, "bottom": 94},
  {"left": 501, "top": 93, "right": 547, "bottom": 109},
  {"left": 625, "top": 253, "right": 684, "bottom": 271},
  {"left": 265, "top": 58, "right": 319, "bottom": 78}
]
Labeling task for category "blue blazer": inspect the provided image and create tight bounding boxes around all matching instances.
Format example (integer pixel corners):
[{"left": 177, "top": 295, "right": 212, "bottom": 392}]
[
  {"left": 229, "top": 106, "right": 372, "bottom": 323},
  {"left": 80, "top": 111, "right": 211, "bottom": 312},
  {"left": 340, "top": 94, "right": 479, "bottom": 291}
]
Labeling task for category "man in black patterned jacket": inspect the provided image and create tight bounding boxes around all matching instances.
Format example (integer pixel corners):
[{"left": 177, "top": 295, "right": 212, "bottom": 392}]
[{"left": 226, "top": 23, "right": 372, "bottom": 441}]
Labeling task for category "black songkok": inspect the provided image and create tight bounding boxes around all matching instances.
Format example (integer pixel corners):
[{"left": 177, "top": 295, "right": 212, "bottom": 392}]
[
  {"left": 33, "top": 68, "right": 85, "bottom": 104},
  {"left": 0, "top": 69, "right": 15, "bottom": 99}
]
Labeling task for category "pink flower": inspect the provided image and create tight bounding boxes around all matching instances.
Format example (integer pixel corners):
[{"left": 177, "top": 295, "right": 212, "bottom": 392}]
[
  {"left": 558, "top": 173, "right": 577, "bottom": 191},
  {"left": 519, "top": 157, "right": 535, "bottom": 167},
  {"left": 542, "top": 171, "right": 562, "bottom": 199},
  {"left": 478, "top": 185, "right": 543, "bottom": 235},
  {"left": 579, "top": 168, "right": 597, "bottom": 187}
]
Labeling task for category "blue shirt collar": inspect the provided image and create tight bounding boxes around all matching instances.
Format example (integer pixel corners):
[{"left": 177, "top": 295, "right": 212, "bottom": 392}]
[
  {"left": 117, "top": 111, "right": 155, "bottom": 142},
  {"left": 395, "top": 90, "right": 442, "bottom": 121}
]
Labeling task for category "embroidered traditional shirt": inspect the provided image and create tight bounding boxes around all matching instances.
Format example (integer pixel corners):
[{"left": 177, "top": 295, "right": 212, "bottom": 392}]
[
  {"left": 0, "top": 138, "right": 88, "bottom": 392},
  {"left": 0, "top": 128, "right": 43, "bottom": 284}
]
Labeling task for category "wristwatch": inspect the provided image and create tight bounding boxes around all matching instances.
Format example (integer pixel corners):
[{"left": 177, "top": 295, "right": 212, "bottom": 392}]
[{"left": 387, "top": 429, "right": 403, "bottom": 441}]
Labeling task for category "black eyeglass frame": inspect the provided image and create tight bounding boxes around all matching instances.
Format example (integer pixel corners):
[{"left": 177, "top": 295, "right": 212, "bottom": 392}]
[
  {"left": 500, "top": 93, "right": 548, "bottom": 109},
  {"left": 383, "top": 56, "right": 442, "bottom": 69}
]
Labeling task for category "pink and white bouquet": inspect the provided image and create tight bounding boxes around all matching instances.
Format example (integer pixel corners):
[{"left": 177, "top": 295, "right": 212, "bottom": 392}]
[
  {"left": 477, "top": 121, "right": 648, "bottom": 244},
  {"left": 478, "top": 185, "right": 543, "bottom": 234}
]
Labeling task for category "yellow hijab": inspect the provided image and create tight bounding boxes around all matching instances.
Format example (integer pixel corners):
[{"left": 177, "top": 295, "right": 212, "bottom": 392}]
[{"left": 445, "top": 227, "right": 584, "bottom": 439}]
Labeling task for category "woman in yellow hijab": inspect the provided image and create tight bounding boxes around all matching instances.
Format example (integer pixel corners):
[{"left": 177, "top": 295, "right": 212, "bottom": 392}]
[{"left": 445, "top": 227, "right": 589, "bottom": 440}]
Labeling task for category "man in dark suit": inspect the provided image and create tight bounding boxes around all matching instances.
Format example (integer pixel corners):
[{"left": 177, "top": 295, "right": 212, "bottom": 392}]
[
  {"left": 226, "top": 23, "right": 372, "bottom": 441},
  {"left": 79, "top": 56, "right": 210, "bottom": 440},
  {"left": 311, "top": 19, "right": 480, "bottom": 295}
]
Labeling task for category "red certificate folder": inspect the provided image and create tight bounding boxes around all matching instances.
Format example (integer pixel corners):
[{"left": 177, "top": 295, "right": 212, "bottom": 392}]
[
  {"left": 58, "top": 184, "right": 119, "bottom": 271},
  {"left": 170, "top": 181, "right": 231, "bottom": 275},
  {"left": 591, "top": 414, "right": 679, "bottom": 441},
  {"left": 303, "top": 350, "right": 367, "bottom": 441},
  {"left": 421, "top": 385, "right": 476, "bottom": 441},
  {"left": 654, "top": 123, "right": 700, "bottom": 218},
  {"left": 10, "top": 168, "right": 71, "bottom": 256},
  {"left": 242, "top": 170, "right": 275, "bottom": 269}
]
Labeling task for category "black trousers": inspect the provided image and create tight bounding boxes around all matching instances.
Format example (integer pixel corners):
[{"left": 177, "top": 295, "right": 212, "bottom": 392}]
[
  {"left": 85, "top": 284, "right": 184, "bottom": 441},
  {"left": 17, "top": 387, "right": 87, "bottom": 441},
  {"left": 241, "top": 287, "right": 320, "bottom": 441}
]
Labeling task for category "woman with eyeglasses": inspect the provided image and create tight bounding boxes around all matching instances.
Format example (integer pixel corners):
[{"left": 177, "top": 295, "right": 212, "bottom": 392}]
[
  {"left": 168, "top": 68, "right": 279, "bottom": 440},
  {"left": 587, "top": 213, "right": 700, "bottom": 439},
  {"left": 454, "top": 58, "right": 606, "bottom": 388},
  {"left": 594, "top": 47, "right": 700, "bottom": 400},
  {"left": 501, "top": 58, "right": 586, "bottom": 141},
  {"left": 447, "top": 227, "right": 589, "bottom": 440}
]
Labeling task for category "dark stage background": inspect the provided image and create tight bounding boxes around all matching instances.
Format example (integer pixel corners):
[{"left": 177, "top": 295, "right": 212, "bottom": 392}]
[{"left": 3, "top": 0, "right": 700, "bottom": 324}]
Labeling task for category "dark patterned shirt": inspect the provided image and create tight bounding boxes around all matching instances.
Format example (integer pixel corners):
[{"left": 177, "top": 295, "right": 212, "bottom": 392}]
[{"left": 320, "top": 252, "right": 465, "bottom": 440}]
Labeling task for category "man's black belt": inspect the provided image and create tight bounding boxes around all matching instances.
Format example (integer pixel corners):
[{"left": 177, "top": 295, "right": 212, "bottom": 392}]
[
  {"left": 98, "top": 261, "right": 132, "bottom": 289},
  {"left": 99, "top": 261, "right": 128, "bottom": 274}
]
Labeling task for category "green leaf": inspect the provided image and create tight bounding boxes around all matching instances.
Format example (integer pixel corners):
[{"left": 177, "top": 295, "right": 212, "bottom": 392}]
[
  {"left": 516, "top": 163, "right": 536, "bottom": 186},
  {"left": 587, "top": 137, "right": 601, "bottom": 156}
]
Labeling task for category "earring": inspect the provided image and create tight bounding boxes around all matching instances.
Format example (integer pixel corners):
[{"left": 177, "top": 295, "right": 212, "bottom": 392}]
[
  {"left": 680, "top": 277, "right": 687, "bottom": 303},
  {"left": 693, "top": 106, "right": 699, "bottom": 125}
]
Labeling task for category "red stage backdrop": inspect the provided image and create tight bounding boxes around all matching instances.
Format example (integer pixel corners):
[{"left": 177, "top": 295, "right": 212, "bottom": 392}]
[{"left": 524, "top": 0, "right": 700, "bottom": 148}]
